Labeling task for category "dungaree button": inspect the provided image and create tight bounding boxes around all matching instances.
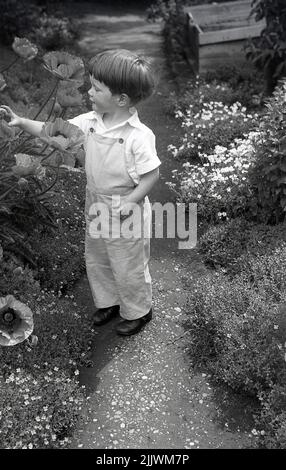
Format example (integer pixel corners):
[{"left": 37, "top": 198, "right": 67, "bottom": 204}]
[
  {"left": 118, "top": 138, "right": 124, "bottom": 144},
  {"left": 89, "top": 128, "right": 94, "bottom": 133}
]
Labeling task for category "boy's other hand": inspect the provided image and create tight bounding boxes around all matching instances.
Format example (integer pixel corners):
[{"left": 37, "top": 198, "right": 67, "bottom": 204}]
[
  {"left": 0, "top": 105, "right": 22, "bottom": 127},
  {"left": 119, "top": 203, "right": 133, "bottom": 221}
]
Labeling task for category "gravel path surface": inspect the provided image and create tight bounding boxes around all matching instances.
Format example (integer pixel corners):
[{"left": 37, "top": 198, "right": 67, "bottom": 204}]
[{"left": 68, "top": 3, "right": 255, "bottom": 449}]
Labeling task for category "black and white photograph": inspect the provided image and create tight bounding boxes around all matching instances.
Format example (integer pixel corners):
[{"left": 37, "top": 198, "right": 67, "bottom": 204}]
[{"left": 0, "top": 0, "right": 285, "bottom": 457}]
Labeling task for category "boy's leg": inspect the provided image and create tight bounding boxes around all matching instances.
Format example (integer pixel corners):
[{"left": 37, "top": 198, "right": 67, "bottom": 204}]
[
  {"left": 108, "top": 198, "right": 153, "bottom": 324},
  {"left": 85, "top": 229, "right": 120, "bottom": 309},
  {"left": 108, "top": 234, "right": 152, "bottom": 321}
]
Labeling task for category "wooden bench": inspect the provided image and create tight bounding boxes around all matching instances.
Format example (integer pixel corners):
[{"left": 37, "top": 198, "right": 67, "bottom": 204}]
[{"left": 185, "top": 0, "right": 266, "bottom": 74}]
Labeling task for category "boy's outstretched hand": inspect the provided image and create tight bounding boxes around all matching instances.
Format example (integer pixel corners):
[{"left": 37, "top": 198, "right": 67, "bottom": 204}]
[{"left": 0, "top": 105, "right": 22, "bottom": 127}]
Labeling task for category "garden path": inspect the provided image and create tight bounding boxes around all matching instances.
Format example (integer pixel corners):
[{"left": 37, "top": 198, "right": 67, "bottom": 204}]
[{"left": 68, "top": 2, "right": 254, "bottom": 449}]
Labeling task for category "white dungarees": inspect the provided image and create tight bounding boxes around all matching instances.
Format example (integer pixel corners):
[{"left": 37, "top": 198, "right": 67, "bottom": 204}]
[{"left": 69, "top": 109, "right": 161, "bottom": 320}]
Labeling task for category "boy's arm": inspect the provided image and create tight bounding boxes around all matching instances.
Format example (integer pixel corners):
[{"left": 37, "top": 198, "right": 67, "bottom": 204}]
[
  {"left": 120, "top": 167, "right": 159, "bottom": 217},
  {"left": 0, "top": 105, "right": 44, "bottom": 137}
]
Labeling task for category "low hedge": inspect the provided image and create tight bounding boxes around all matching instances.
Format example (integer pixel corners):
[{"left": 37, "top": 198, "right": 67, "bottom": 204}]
[
  {"left": 185, "top": 268, "right": 286, "bottom": 448},
  {"left": 190, "top": 217, "right": 286, "bottom": 447},
  {"left": 198, "top": 217, "right": 286, "bottom": 273}
]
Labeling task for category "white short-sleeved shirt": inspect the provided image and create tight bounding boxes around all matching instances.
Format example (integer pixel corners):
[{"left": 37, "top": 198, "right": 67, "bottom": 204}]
[{"left": 69, "top": 108, "right": 161, "bottom": 176}]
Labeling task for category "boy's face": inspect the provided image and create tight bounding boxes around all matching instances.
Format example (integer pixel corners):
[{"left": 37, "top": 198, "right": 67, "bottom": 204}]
[{"left": 88, "top": 76, "right": 118, "bottom": 114}]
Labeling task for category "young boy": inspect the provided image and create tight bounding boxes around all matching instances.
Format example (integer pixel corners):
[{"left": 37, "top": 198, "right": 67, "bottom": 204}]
[{"left": 1, "top": 49, "right": 161, "bottom": 336}]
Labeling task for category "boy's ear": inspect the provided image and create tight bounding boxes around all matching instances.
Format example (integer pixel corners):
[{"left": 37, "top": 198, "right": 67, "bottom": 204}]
[{"left": 117, "top": 93, "right": 131, "bottom": 107}]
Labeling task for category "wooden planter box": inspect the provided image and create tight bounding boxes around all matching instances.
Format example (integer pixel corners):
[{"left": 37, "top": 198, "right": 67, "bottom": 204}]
[{"left": 185, "top": 0, "right": 266, "bottom": 74}]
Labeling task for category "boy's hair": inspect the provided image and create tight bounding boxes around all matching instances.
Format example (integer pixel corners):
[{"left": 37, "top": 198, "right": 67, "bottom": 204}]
[{"left": 88, "top": 49, "right": 156, "bottom": 105}]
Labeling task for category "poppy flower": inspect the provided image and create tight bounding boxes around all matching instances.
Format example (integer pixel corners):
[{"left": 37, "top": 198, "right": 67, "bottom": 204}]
[
  {"left": 42, "top": 51, "right": 84, "bottom": 86},
  {"left": 12, "top": 37, "right": 38, "bottom": 61},
  {"left": 0, "top": 119, "right": 16, "bottom": 141},
  {"left": 0, "top": 73, "right": 7, "bottom": 92},
  {"left": 0, "top": 295, "right": 34, "bottom": 346},
  {"left": 12, "top": 153, "right": 46, "bottom": 179},
  {"left": 57, "top": 84, "right": 83, "bottom": 108},
  {"left": 39, "top": 118, "right": 85, "bottom": 153}
]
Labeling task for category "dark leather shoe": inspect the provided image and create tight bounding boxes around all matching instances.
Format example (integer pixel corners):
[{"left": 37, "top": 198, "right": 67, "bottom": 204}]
[
  {"left": 116, "top": 309, "right": 152, "bottom": 336},
  {"left": 93, "top": 305, "right": 120, "bottom": 326}
]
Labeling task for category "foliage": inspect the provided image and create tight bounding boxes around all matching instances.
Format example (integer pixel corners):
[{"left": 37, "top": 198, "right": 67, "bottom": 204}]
[
  {"left": 31, "top": 13, "right": 79, "bottom": 51},
  {"left": 147, "top": 0, "right": 193, "bottom": 76},
  {"left": 257, "top": 384, "right": 286, "bottom": 448},
  {"left": 29, "top": 168, "right": 86, "bottom": 293},
  {"left": 186, "top": 270, "right": 286, "bottom": 392},
  {"left": 0, "top": 0, "right": 79, "bottom": 50},
  {"left": 0, "top": 255, "right": 94, "bottom": 449},
  {"left": 168, "top": 96, "right": 257, "bottom": 162},
  {"left": 203, "top": 64, "right": 265, "bottom": 109},
  {"left": 0, "top": 36, "right": 91, "bottom": 449},
  {"left": 198, "top": 217, "right": 286, "bottom": 272},
  {"left": 0, "top": 368, "right": 84, "bottom": 449},
  {"left": 168, "top": 78, "right": 286, "bottom": 225},
  {"left": 0, "top": 0, "right": 37, "bottom": 45},
  {"left": 0, "top": 158, "right": 57, "bottom": 266},
  {"left": 247, "top": 79, "right": 286, "bottom": 224},
  {"left": 246, "top": 0, "right": 286, "bottom": 95},
  {"left": 185, "top": 267, "right": 286, "bottom": 447},
  {"left": 0, "top": 258, "right": 93, "bottom": 374},
  {"left": 167, "top": 130, "right": 259, "bottom": 223},
  {"left": 0, "top": 43, "right": 86, "bottom": 270},
  {"left": 164, "top": 65, "right": 265, "bottom": 128}
]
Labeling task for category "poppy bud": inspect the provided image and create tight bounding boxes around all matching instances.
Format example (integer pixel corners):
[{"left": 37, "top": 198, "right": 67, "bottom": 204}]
[
  {"left": 53, "top": 101, "right": 62, "bottom": 117},
  {"left": 17, "top": 177, "right": 29, "bottom": 188},
  {"left": 30, "top": 334, "right": 38, "bottom": 346},
  {"left": 13, "top": 266, "right": 23, "bottom": 275},
  {"left": 54, "top": 154, "right": 63, "bottom": 166},
  {"left": 0, "top": 73, "right": 7, "bottom": 92}
]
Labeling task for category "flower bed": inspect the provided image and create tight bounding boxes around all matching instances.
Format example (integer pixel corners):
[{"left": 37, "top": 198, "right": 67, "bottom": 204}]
[
  {"left": 167, "top": 63, "right": 286, "bottom": 447},
  {"left": 185, "top": 267, "right": 286, "bottom": 447},
  {"left": 198, "top": 217, "right": 286, "bottom": 273},
  {"left": 168, "top": 98, "right": 258, "bottom": 162},
  {"left": 0, "top": 38, "right": 93, "bottom": 449},
  {"left": 168, "top": 131, "right": 260, "bottom": 223}
]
